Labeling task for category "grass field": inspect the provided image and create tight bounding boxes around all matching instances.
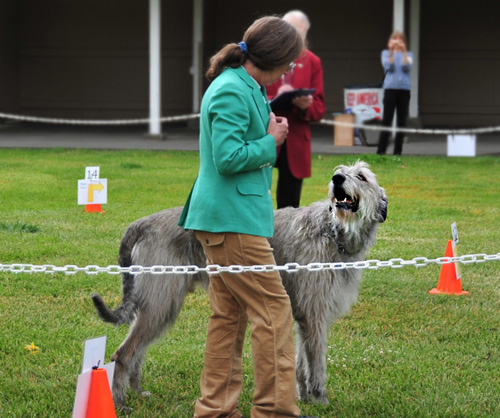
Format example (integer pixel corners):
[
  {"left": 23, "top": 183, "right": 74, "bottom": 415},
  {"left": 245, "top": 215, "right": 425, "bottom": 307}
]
[{"left": 0, "top": 148, "right": 499, "bottom": 417}]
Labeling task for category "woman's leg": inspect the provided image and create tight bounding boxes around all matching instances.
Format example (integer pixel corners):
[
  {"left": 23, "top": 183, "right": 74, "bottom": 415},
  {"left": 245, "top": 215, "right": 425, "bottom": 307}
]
[
  {"left": 377, "top": 89, "right": 397, "bottom": 155},
  {"left": 194, "top": 231, "right": 300, "bottom": 418},
  {"left": 276, "top": 142, "right": 303, "bottom": 209},
  {"left": 393, "top": 90, "right": 411, "bottom": 155}
]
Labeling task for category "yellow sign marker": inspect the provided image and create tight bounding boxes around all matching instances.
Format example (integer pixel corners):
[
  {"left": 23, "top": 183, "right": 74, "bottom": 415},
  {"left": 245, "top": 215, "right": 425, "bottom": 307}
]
[{"left": 87, "top": 182, "right": 105, "bottom": 203}]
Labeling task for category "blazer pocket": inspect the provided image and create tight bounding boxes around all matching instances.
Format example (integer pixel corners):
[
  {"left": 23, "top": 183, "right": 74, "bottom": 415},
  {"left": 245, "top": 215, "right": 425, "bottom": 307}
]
[{"left": 237, "top": 182, "right": 266, "bottom": 197}]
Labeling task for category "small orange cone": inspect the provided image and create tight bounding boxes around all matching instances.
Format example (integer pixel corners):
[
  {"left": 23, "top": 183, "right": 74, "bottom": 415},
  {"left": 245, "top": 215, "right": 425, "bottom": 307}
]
[
  {"left": 86, "top": 368, "right": 117, "bottom": 418},
  {"left": 429, "top": 240, "right": 468, "bottom": 295},
  {"left": 85, "top": 204, "right": 103, "bottom": 213}
]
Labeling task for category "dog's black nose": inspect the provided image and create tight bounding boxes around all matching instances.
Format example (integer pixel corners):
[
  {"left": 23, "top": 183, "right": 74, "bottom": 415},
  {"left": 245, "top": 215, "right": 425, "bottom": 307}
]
[{"left": 332, "top": 174, "right": 346, "bottom": 185}]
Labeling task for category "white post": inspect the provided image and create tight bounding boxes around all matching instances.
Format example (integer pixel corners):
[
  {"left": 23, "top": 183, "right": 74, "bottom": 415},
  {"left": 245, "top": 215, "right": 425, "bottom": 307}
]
[
  {"left": 392, "top": 0, "right": 405, "bottom": 138},
  {"left": 149, "top": 0, "right": 162, "bottom": 137},
  {"left": 191, "top": 0, "right": 203, "bottom": 114},
  {"left": 393, "top": 0, "right": 405, "bottom": 31},
  {"left": 409, "top": 0, "right": 420, "bottom": 119}
]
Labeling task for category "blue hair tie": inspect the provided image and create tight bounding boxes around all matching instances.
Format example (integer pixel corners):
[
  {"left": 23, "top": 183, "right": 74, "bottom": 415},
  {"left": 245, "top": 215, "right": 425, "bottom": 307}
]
[{"left": 238, "top": 41, "right": 248, "bottom": 54}]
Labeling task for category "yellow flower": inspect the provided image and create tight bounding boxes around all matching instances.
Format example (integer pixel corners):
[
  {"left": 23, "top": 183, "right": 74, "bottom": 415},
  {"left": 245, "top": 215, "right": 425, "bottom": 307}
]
[{"left": 24, "top": 342, "right": 40, "bottom": 354}]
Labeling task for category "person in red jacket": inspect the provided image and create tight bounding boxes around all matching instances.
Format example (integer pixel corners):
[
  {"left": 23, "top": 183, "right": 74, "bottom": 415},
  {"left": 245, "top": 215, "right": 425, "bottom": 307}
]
[{"left": 267, "top": 10, "right": 326, "bottom": 208}]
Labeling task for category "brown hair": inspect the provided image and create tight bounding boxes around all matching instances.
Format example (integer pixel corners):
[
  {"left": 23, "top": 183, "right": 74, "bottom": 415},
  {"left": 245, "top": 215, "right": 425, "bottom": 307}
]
[
  {"left": 389, "top": 30, "right": 407, "bottom": 44},
  {"left": 206, "top": 16, "right": 304, "bottom": 82}
]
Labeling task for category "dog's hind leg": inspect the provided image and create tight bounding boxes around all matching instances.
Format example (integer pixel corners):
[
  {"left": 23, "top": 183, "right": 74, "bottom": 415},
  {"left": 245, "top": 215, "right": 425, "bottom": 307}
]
[
  {"left": 295, "top": 315, "right": 329, "bottom": 405},
  {"left": 111, "top": 309, "right": 166, "bottom": 410},
  {"left": 111, "top": 273, "right": 194, "bottom": 410}
]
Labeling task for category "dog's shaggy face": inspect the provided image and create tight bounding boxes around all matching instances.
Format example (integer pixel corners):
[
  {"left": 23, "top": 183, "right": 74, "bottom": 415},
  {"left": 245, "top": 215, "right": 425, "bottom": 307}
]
[{"left": 329, "top": 161, "right": 388, "bottom": 226}]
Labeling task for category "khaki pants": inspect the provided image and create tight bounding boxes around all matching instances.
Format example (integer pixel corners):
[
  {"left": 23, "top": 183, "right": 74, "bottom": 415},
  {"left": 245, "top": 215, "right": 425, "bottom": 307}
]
[{"left": 194, "top": 231, "right": 300, "bottom": 418}]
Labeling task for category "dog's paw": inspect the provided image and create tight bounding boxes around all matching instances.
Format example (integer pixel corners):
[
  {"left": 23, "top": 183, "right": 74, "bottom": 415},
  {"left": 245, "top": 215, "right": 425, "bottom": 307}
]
[
  {"left": 309, "top": 387, "right": 329, "bottom": 405},
  {"left": 297, "top": 382, "right": 310, "bottom": 403},
  {"left": 314, "top": 394, "right": 329, "bottom": 405},
  {"left": 117, "top": 405, "right": 133, "bottom": 415},
  {"left": 141, "top": 390, "right": 152, "bottom": 398}
]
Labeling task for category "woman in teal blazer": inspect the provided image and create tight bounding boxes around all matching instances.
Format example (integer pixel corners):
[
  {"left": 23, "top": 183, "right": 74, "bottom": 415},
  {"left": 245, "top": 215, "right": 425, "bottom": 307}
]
[
  {"left": 178, "top": 64, "right": 278, "bottom": 237},
  {"left": 179, "top": 16, "right": 316, "bottom": 418}
]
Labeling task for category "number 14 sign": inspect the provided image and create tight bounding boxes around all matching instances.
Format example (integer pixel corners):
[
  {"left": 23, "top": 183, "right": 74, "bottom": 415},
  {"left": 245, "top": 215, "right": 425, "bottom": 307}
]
[{"left": 78, "top": 166, "right": 108, "bottom": 205}]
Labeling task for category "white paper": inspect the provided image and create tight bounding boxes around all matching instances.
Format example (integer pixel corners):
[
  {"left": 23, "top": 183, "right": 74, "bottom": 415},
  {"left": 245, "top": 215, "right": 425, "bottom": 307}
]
[
  {"left": 103, "top": 361, "right": 115, "bottom": 390},
  {"left": 77, "top": 179, "right": 108, "bottom": 205},
  {"left": 85, "top": 166, "right": 100, "bottom": 181},
  {"left": 451, "top": 222, "right": 459, "bottom": 244},
  {"left": 82, "top": 336, "right": 106, "bottom": 373},
  {"left": 447, "top": 135, "right": 476, "bottom": 157},
  {"left": 73, "top": 336, "right": 115, "bottom": 417},
  {"left": 72, "top": 369, "right": 92, "bottom": 418}
]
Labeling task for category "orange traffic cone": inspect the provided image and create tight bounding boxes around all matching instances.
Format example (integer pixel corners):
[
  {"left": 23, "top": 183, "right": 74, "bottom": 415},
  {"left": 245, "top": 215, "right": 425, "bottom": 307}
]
[
  {"left": 86, "top": 368, "right": 117, "bottom": 418},
  {"left": 85, "top": 204, "right": 103, "bottom": 213},
  {"left": 429, "top": 240, "right": 468, "bottom": 295}
]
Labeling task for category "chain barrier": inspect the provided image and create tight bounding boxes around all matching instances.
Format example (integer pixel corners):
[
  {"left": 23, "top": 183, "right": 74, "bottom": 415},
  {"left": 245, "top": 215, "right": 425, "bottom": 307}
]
[
  {"left": 3, "top": 111, "right": 500, "bottom": 136},
  {"left": 1, "top": 253, "right": 499, "bottom": 277},
  {"left": 0, "top": 112, "right": 200, "bottom": 126},
  {"left": 1, "top": 112, "right": 499, "bottom": 274},
  {"left": 319, "top": 119, "right": 500, "bottom": 136}
]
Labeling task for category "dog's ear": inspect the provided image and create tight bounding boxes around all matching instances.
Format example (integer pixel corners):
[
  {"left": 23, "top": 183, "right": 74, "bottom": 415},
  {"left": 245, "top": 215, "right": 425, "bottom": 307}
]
[{"left": 379, "top": 195, "right": 388, "bottom": 223}]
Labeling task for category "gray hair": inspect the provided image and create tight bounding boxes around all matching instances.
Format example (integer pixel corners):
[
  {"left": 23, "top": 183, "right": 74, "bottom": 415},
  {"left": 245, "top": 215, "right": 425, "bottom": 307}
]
[{"left": 283, "top": 10, "right": 311, "bottom": 31}]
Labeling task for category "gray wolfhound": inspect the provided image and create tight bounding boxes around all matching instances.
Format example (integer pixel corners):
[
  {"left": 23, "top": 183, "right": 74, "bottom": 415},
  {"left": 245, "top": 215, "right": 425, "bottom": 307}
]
[{"left": 92, "top": 161, "right": 388, "bottom": 409}]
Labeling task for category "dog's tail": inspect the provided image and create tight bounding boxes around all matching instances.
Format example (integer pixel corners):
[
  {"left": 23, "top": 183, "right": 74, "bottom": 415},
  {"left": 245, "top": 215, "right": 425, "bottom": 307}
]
[{"left": 91, "top": 223, "right": 140, "bottom": 326}]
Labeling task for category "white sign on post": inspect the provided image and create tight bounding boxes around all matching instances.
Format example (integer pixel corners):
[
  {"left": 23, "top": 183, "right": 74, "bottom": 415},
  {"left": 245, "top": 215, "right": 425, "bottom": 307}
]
[
  {"left": 447, "top": 135, "right": 476, "bottom": 157},
  {"left": 344, "top": 87, "right": 384, "bottom": 143},
  {"left": 78, "top": 167, "right": 108, "bottom": 205},
  {"left": 85, "top": 166, "right": 100, "bottom": 181},
  {"left": 72, "top": 336, "right": 115, "bottom": 418},
  {"left": 451, "top": 222, "right": 462, "bottom": 279},
  {"left": 451, "top": 222, "right": 459, "bottom": 245}
]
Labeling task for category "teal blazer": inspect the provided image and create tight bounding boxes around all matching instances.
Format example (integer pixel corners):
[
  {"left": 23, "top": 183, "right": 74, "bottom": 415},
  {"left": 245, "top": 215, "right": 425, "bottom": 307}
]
[{"left": 178, "top": 66, "right": 276, "bottom": 237}]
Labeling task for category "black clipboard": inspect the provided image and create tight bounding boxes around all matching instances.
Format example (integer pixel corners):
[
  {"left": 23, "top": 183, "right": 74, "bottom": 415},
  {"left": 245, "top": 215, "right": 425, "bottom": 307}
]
[{"left": 270, "top": 88, "right": 316, "bottom": 112}]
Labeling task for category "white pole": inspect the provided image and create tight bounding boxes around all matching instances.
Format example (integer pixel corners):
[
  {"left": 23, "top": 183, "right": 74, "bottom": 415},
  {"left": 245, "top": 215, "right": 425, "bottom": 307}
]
[
  {"left": 409, "top": 0, "right": 420, "bottom": 119},
  {"left": 149, "top": 0, "right": 161, "bottom": 136},
  {"left": 191, "top": 0, "right": 203, "bottom": 113},
  {"left": 393, "top": 0, "right": 405, "bottom": 32},
  {"left": 392, "top": 0, "right": 405, "bottom": 138}
]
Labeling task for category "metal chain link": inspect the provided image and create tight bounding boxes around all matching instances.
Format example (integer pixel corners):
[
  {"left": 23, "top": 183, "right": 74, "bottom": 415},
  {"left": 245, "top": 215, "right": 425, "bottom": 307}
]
[{"left": 1, "top": 253, "right": 498, "bottom": 276}]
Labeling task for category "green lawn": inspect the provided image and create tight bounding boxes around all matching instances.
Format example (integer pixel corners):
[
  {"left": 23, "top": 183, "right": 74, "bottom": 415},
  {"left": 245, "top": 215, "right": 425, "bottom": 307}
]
[{"left": 0, "top": 149, "right": 499, "bottom": 417}]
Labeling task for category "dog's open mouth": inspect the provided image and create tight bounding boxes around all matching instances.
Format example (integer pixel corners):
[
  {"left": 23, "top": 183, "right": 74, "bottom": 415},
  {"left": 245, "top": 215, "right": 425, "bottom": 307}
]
[{"left": 334, "top": 187, "right": 359, "bottom": 213}]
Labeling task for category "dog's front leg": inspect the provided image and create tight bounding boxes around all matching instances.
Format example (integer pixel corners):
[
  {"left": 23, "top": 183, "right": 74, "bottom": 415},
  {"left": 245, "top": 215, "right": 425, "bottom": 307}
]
[
  {"left": 298, "top": 315, "right": 329, "bottom": 405},
  {"left": 294, "top": 321, "right": 310, "bottom": 402}
]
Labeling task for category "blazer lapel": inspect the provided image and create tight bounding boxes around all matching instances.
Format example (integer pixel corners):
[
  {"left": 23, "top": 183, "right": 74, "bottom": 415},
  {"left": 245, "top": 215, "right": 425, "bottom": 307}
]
[{"left": 234, "top": 67, "right": 269, "bottom": 129}]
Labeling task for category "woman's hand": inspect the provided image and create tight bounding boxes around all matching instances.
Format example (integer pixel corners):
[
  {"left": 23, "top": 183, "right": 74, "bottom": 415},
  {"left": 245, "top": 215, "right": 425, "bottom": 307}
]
[
  {"left": 389, "top": 38, "right": 406, "bottom": 53},
  {"left": 267, "top": 112, "right": 288, "bottom": 147},
  {"left": 277, "top": 84, "right": 294, "bottom": 95},
  {"left": 292, "top": 94, "right": 313, "bottom": 110}
]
